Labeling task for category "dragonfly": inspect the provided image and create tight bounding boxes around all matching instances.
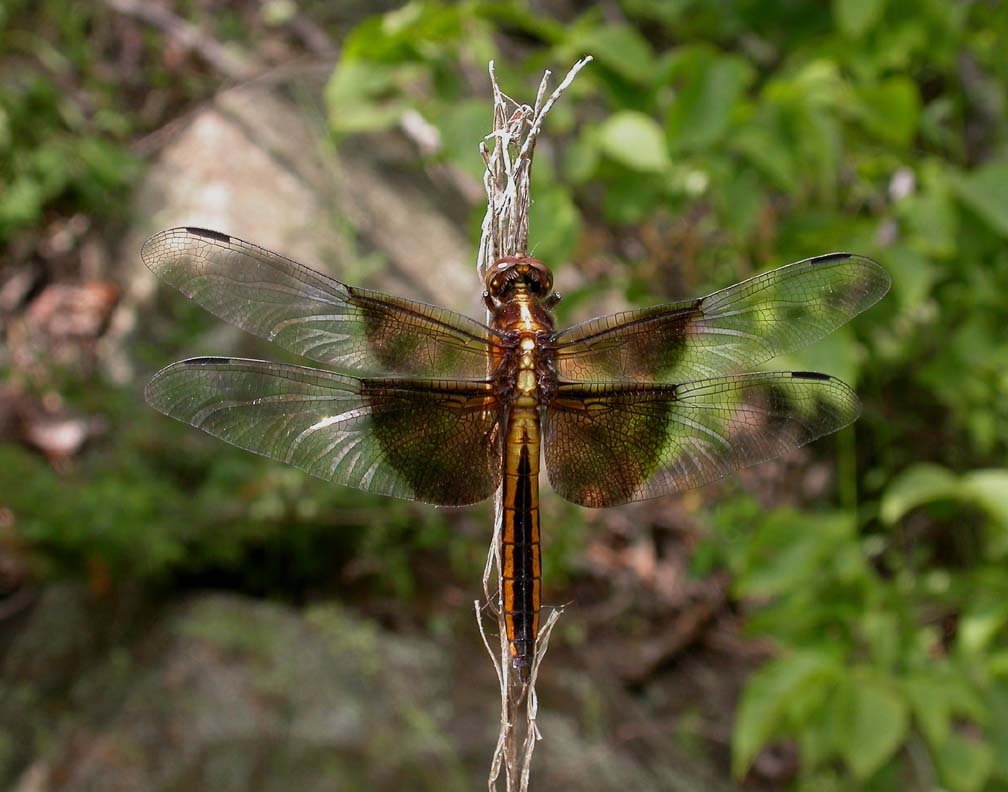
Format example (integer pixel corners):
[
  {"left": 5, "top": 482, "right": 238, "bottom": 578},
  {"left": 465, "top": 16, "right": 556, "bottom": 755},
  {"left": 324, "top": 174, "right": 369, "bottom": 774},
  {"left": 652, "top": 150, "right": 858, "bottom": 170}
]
[{"left": 144, "top": 227, "right": 889, "bottom": 681}]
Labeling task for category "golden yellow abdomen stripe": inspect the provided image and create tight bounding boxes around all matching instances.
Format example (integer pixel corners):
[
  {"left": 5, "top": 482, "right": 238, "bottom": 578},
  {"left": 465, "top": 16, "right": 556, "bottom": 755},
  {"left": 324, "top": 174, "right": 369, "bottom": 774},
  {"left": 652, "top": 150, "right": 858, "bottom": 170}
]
[{"left": 500, "top": 406, "right": 541, "bottom": 681}]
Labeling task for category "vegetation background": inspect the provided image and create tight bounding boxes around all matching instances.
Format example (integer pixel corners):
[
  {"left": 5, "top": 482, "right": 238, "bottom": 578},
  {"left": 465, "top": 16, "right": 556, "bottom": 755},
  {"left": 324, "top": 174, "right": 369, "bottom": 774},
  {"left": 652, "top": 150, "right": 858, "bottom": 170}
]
[{"left": 2, "top": 1, "right": 1007, "bottom": 790}]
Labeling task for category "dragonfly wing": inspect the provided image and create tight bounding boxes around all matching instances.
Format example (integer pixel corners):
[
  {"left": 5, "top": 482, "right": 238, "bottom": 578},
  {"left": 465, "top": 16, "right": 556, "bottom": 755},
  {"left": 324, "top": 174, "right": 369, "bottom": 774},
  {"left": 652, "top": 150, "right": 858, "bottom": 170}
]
[
  {"left": 552, "top": 253, "right": 889, "bottom": 382},
  {"left": 146, "top": 357, "right": 503, "bottom": 506},
  {"left": 544, "top": 371, "right": 860, "bottom": 507},
  {"left": 143, "top": 228, "right": 505, "bottom": 378}
]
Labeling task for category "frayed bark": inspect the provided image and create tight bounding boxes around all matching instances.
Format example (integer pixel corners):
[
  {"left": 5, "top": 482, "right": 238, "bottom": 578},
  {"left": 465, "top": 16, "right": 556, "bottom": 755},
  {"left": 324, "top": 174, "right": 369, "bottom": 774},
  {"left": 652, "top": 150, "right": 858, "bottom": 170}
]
[{"left": 474, "top": 56, "right": 591, "bottom": 792}]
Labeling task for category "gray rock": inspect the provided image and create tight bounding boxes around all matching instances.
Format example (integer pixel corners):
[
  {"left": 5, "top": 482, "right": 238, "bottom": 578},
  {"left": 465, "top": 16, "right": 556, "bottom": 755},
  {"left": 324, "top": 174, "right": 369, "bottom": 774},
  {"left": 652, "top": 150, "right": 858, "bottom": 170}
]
[
  {"left": 106, "top": 75, "right": 483, "bottom": 383},
  {"left": 0, "top": 586, "right": 735, "bottom": 792}
]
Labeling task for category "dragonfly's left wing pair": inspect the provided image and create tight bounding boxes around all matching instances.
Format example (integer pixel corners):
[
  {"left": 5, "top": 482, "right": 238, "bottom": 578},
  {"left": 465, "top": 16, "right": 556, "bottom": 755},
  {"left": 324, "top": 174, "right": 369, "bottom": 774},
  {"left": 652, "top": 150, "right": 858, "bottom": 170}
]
[
  {"left": 144, "top": 227, "right": 506, "bottom": 506},
  {"left": 144, "top": 228, "right": 888, "bottom": 508}
]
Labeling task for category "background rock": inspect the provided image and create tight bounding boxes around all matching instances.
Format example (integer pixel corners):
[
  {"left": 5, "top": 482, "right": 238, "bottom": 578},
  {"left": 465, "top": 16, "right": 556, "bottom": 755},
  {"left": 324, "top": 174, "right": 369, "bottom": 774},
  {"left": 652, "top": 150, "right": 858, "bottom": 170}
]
[
  {"left": 1, "top": 586, "right": 734, "bottom": 791},
  {"left": 107, "top": 75, "right": 484, "bottom": 384}
]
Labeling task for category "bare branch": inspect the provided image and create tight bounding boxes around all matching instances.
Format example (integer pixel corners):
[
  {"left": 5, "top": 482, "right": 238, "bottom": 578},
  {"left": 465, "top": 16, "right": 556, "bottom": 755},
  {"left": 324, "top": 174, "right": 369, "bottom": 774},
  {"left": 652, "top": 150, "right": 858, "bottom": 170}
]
[
  {"left": 476, "top": 56, "right": 592, "bottom": 792},
  {"left": 102, "top": 0, "right": 255, "bottom": 81}
]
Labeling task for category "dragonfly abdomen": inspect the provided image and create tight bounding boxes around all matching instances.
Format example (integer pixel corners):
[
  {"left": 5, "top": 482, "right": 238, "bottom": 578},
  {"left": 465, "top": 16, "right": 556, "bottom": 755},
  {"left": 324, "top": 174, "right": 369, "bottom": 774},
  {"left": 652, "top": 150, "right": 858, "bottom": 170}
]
[{"left": 501, "top": 406, "right": 541, "bottom": 682}]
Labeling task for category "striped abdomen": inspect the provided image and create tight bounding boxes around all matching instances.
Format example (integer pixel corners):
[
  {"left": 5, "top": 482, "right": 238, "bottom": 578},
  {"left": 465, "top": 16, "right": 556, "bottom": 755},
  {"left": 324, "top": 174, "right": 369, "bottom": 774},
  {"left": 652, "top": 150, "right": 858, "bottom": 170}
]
[{"left": 501, "top": 405, "right": 541, "bottom": 681}]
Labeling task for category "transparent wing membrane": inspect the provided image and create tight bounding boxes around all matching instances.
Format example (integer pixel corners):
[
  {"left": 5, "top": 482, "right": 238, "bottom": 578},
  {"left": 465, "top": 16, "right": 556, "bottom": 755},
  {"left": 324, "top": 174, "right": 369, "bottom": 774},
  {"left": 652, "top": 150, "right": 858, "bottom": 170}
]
[
  {"left": 146, "top": 357, "right": 502, "bottom": 505},
  {"left": 144, "top": 227, "right": 885, "bottom": 506},
  {"left": 143, "top": 228, "right": 505, "bottom": 378},
  {"left": 552, "top": 253, "right": 890, "bottom": 383},
  {"left": 544, "top": 371, "right": 860, "bottom": 507}
]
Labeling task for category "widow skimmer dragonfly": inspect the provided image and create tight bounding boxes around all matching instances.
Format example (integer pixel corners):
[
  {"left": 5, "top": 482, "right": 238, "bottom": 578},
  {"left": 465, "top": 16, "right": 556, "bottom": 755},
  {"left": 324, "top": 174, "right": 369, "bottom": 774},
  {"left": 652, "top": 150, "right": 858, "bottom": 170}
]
[{"left": 144, "top": 227, "right": 889, "bottom": 681}]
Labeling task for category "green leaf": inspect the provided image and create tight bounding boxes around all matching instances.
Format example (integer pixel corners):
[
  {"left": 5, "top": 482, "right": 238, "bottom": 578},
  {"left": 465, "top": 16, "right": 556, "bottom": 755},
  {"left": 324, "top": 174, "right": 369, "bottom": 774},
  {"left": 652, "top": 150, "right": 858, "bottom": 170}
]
[
  {"left": 833, "top": 0, "right": 886, "bottom": 36},
  {"left": 796, "top": 101, "right": 841, "bottom": 202},
  {"left": 962, "top": 469, "right": 1008, "bottom": 527},
  {"left": 0, "top": 177, "right": 45, "bottom": 230},
  {"left": 732, "top": 111, "right": 799, "bottom": 193},
  {"left": 959, "top": 601, "right": 1008, "bottom": 655},
  {"left": 596, "top": 111, "right": 670, "bottom": 172},
  {"left": 987, "top": 685, "right": 1008, "bottom": 776},
  {"left": 962, "top": 469, "right": 1008, "bottom": 556},
  {"left": 325, "top": 61, "right": 407, "bottom": 134},
  {"left": 0, "top": 105, "right": 9, "bottom": 151},
  {"left": 952, "top": 162, "right": 1008, "bottom": 238},
  {"left": 898, "top": 171, "right": 959, "bottom": 258},
  {"left": 666, "top": 53, "right": 753, "bottom": 150},
  {"left": 341, "top": 2, "right": 468, "bottom": 63},
  {"left": 839, "top": 675, "right": 909, "bottom": 779},
  {"left": 795, "top": 684, "right": 850, "bottom": 769},
  {"left": 850, "top": 78, "right": 920, "bottom": 146},
  {"left": 472, "top": 3, "right": 565, "bottom": 43},
  {"left": 735, "top": 511, "right": 853, "bottom": 599},
  {"left": 528, "top": 175, "right": 583, "bottom": 266},
  {"left": 906, "top": 668, "right": 987, "bottom": 745},
  {"left": 935, "top": 732, "right": 994, "bottom": 792},
  {"left": 435, "top": 99, "right": 491, "bottom": 179},
  {"left": 883, "top": 246, "right": 939, "bottom": 312},
  {"left": 879, "top": 464, "right": 960, "bottom": 524},
  {"left": 904, "top": 674, "right": 951, "bottom": 747},
  {"left": 716, "top": 167, "right": 765, "bottom": 241},
  {"left": 619, "top": 0, "right": 689, "bottom": 26},
  {"left": 860, "top": 611, "right": 900, "bottom": 670},
  {"left": 732, "top": 652, "right": 839, "bottom": 777},
  {"left": 571, "top": 24, "right": 656, "bottom": 84},
  {"left": 564, "top": 132, "right": 600, "bottom": 184},
  {"left": 600, "top": 171, "right": 666, "bottom": 225}
]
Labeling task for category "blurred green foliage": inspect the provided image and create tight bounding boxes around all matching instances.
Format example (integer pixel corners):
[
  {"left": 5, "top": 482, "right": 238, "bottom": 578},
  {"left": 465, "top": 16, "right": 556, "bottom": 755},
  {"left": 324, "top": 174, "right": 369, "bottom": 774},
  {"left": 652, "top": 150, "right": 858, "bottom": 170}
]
[
  {"left": 0, "top": 372, "right": 480, "bottom": 599},
  {"left": 0, "top": 1, "right": 145, "bottom": 243},
  {"left": 324, "top": 1, "right": 1008, "bottom": 789},
  {"left": 3, "top": 0, "right": 1008, "bottom": 789}
]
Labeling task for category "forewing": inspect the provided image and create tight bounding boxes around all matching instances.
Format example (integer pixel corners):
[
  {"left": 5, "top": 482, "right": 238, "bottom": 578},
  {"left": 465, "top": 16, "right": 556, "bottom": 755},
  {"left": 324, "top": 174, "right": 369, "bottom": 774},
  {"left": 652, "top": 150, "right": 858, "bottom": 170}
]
[
  {"left": 552, "top": 253, "right": 889, "bottom": 382},
  {"left": 544, "top": 371, "right": 860, "bottom": 507},
  {"left": 143, "top": 227, "right": 504, "bottom": 378},
  {"left": 146, "top": 357, "right": 502, "bottom": 505}
]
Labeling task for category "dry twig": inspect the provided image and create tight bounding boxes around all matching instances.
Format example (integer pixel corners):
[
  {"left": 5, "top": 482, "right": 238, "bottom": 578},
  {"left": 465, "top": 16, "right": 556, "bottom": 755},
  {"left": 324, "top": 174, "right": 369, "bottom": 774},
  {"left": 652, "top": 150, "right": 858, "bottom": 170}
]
[
  {"left": 102, "top": 0, "right": 255, "bottom": 80},
  {"left": 474, "top": 55, "right": 591, "bottom": 792}
]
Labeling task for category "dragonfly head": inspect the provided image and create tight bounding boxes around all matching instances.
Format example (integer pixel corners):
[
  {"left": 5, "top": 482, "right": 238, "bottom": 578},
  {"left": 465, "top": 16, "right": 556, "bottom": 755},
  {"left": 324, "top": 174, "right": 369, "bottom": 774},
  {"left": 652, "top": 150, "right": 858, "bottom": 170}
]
[{"left": 485, "top": 255, "right": 554, "bottom": 301}]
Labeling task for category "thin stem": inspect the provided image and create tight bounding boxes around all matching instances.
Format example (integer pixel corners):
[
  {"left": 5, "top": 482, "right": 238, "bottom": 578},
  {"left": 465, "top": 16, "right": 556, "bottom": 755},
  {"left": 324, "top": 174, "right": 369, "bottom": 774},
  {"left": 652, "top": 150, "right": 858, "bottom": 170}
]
[{"left": 475, "top": 56, "right": 591, "bottom": 792}]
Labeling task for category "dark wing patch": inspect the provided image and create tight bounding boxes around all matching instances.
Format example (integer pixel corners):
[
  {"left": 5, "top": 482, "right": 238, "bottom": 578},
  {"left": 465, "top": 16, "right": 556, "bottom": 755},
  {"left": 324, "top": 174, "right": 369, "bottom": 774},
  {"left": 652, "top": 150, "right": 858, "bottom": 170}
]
[
  {"left": 809, "top": 252, "right": 851, "bottom": 265},
  {"left": 186, "top": 227, "right": 231, "bottom": 244},
  {"left": 188, "top": 356, "right": 232, "bottom": 365},
  {"left": 544, "top": 372, "right": 860, "bottom": 507},
  {"left": 146, "top": 357, "right": 502, "bottom": 506}
]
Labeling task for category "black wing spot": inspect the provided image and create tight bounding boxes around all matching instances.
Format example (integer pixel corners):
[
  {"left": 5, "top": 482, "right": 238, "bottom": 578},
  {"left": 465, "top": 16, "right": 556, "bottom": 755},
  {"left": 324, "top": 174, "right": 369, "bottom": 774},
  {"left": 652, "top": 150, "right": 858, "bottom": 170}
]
[
  {"left": 186, "top": 227, "right": 231, "bottom": 244},
  {"left": 791, "top": 371, "right": 831, "bottom": 381},
  {"left": 809, "top": 252, "right": 852, "bottom": 266},
  {"left": 184, "top": 356, "right": 232, "bottom": 365}
]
